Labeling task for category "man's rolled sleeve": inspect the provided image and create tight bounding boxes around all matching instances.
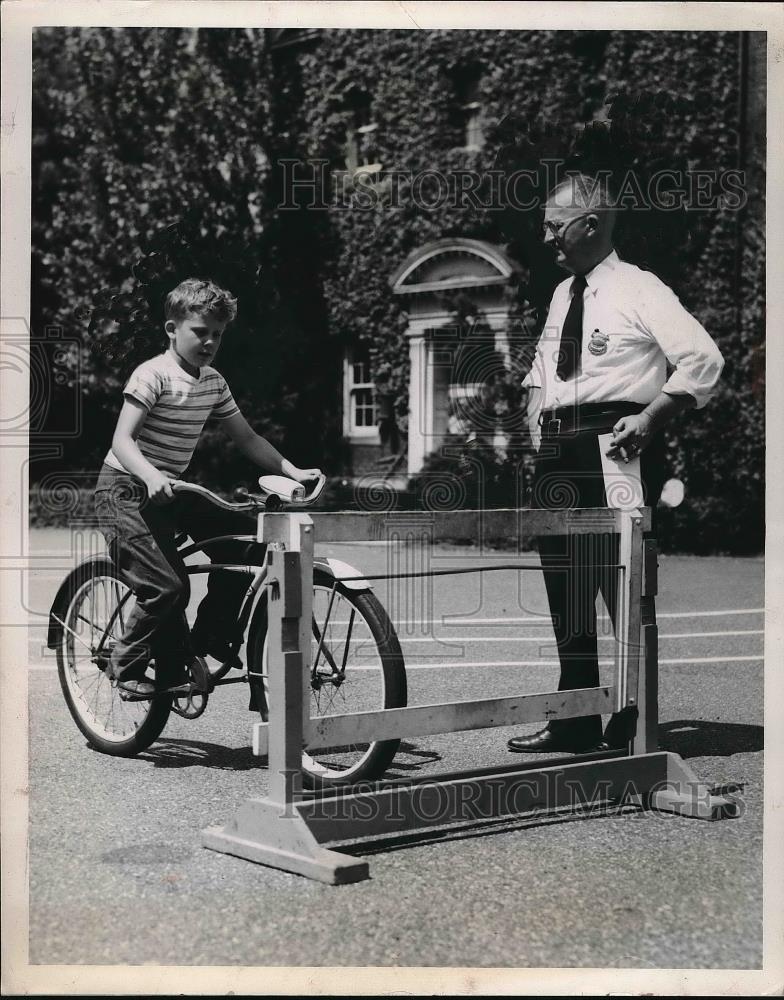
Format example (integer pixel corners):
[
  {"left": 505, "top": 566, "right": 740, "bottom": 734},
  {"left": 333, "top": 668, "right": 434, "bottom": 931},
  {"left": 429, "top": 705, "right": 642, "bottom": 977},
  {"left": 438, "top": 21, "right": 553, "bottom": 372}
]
[
  {"left": 522, "top": 349, "right": 546, "bottom": 391},
  {"left": 635, "top": 275, "right": 725, "bottom": 409}
]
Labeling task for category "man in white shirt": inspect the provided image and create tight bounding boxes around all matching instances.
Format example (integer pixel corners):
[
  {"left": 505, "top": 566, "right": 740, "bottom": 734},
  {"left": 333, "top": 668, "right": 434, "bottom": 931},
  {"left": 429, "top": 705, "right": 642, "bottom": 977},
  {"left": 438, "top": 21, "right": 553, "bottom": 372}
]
[{"left": 508, "top": 173, "right": 724, "bottom": 754}]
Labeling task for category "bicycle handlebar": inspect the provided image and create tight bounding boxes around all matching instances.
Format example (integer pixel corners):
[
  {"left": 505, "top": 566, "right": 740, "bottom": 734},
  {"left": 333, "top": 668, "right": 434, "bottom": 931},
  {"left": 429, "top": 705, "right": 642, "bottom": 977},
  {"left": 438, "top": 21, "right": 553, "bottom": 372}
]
[
  {"left": 171, "top": 481, "right": 257, "bottom": 511},
  {"left": 171, "top": 473, "right": 327, "bottom": 512}
]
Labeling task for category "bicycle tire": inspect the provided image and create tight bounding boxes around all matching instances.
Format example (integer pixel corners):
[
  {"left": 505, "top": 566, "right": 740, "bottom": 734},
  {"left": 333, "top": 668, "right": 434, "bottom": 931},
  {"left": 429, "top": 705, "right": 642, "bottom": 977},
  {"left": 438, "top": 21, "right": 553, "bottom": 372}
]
[
  {"left": 248, "top": 567, "right": 407, "bottom": 788},
  {"left": 55, "top": 559, "right": 172, "bottom": 757}
]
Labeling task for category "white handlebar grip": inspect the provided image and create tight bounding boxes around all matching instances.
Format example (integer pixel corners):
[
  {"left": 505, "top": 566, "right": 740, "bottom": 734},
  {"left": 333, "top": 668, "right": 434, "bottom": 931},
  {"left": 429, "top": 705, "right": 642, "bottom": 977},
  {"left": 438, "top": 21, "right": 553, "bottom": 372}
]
[{"left": 257, "top": 475, "right": 306, "bottom": 501}]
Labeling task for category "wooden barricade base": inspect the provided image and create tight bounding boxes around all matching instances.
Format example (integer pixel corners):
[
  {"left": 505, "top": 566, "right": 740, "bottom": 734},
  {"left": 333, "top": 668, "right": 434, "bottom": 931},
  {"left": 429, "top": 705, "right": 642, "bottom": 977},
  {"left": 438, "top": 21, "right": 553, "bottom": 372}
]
[{"left": 202, "top": 750, "right": 740, "bottom": 884}]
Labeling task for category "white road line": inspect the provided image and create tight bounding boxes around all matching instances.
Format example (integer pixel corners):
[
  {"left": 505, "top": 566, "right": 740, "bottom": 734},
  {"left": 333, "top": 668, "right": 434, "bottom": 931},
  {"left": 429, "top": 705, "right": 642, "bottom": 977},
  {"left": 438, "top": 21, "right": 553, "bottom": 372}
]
[
  {"left": 324, "top": 608, "right": 765, "bottom": 627},
  {"left": 395, "top": 630, "right": 763, "bottom": 643},
  {"left": 405, "top": 655, "right": 764, "bottom": 668},
  {"left": 443, "top": 609, "right": 765, "bottom": 625},
  {"left": 28, "top": 654, "right": 764, "bottom": 672},
  {"left": 365, "top": 655, "right": 766, "bottom": 670},
  {"left": 647, "top": 609, "right": 765, "bottom": 619}
]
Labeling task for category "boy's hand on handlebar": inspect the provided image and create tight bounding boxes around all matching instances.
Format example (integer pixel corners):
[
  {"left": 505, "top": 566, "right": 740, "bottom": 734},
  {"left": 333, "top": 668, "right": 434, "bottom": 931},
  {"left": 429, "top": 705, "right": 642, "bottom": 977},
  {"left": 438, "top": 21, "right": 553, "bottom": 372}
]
[
  {"left": 144, "top": 470, "right": 175, "bottom": 505},
  {"left": 289, "top": 467, "right": 323, "bottom": 485}
]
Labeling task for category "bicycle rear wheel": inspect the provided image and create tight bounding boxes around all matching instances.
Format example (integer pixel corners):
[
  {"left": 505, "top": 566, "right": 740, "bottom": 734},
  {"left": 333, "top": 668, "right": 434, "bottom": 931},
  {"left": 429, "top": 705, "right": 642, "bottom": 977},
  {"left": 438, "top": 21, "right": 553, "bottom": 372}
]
[
  {"left": 55, "top": 560, "right": 172, "bottom": 756},
  {"left": 249, "top": 568, "right": 407, "bottom": 788}
]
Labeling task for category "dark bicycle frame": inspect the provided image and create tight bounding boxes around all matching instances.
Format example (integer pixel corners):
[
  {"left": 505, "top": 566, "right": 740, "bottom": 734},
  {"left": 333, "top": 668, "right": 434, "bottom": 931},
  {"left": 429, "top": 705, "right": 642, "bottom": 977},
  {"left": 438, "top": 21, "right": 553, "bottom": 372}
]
[{"left": 92, "top": 529, "right": 345, "bottom": 693}]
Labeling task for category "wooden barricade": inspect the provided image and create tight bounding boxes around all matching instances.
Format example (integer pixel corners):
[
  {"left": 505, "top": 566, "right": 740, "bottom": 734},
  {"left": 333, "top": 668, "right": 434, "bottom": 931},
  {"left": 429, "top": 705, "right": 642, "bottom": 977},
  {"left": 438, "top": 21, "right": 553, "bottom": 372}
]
[{"left": 202, "top": 508, "right": 739, "bottom": 884}]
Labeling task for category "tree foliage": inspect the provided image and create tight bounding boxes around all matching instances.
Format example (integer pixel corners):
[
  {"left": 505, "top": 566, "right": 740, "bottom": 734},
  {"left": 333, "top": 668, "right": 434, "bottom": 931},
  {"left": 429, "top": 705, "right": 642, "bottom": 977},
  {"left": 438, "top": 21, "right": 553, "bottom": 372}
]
[
  {"left": 32, "top": 26, "right": 336, "bottom": 485},
  {"left": 31, "top": 28, "right": 764, "bottom": 552}
]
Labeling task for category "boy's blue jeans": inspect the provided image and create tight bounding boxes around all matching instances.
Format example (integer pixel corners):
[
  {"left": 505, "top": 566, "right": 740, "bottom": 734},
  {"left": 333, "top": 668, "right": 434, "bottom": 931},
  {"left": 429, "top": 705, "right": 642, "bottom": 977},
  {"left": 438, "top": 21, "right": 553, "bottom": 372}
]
[{"left": 94, "top": 463, "right": 264, "bottom": 682}]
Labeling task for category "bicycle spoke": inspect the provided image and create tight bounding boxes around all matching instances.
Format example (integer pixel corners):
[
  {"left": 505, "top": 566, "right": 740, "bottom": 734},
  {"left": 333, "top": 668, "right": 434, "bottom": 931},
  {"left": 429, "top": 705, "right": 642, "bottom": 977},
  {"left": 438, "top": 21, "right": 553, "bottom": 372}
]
[
  {"left": 52, "top": 612, "right": 94, "bottom": 653},
  {"left": 312, "top": 617, "right": 340, "bottom": 675},
  {"left": 59, "top": 574, "right": 156, "bottom": 748},
  {"left": 341, "top": 609, "right": 356, "bottom": 674},
  {"left": 312, "top": 585, "right": 339, "bottom": 672},
  {"left": 258, "top": 575, "right": 402, "bottom": 785},
  {"left": 77, "top": 669, "right": 103, "bottom": 695},
  {"left": 115, "top": 581, "right": 126, "bottom": 633}
]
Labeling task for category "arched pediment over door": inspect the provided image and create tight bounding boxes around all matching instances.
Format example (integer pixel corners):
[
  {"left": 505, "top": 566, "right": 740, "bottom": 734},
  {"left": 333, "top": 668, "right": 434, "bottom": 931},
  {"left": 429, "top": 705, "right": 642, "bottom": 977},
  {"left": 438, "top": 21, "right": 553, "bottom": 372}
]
[
  {"left": 390, "top": 239, "right": 521, "bottom": 476},
  {"left": 390, "top": 238, "right": 518, "bottom": 303}
]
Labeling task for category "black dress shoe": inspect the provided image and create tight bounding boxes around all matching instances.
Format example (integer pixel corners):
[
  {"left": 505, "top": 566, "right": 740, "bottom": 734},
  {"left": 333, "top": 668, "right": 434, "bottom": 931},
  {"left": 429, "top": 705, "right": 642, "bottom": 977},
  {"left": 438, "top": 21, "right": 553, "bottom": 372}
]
[
  {"left": 191, "top": 620, "right": 240, "bottom": 664},
  {"left": 507, "top": 727, "right": 602, "bottom": 754}
]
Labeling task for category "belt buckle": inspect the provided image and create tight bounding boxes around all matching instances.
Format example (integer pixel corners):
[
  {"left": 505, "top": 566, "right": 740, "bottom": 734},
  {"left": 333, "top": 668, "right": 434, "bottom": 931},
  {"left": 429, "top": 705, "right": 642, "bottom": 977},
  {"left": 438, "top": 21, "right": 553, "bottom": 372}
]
[{"left": 547, "top": 417, "right": 561, "bottom": 436}]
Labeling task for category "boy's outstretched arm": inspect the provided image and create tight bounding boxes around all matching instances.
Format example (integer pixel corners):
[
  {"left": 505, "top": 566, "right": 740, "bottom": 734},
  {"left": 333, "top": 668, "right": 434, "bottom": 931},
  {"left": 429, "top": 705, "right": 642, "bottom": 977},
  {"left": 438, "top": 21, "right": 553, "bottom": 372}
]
[
  {"left": 112, "top": 398, "right": 175, "bottom": 504},
  {"left": 221, "top": 411, "right": 321, "bottom": 484}
]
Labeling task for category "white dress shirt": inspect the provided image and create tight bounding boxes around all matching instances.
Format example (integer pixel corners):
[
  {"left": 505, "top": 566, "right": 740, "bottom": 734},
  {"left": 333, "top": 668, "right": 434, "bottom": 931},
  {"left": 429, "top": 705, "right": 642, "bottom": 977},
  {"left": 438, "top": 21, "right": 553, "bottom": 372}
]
[{"left": 523, "top": 250, "right": 724, "bottom": 412}]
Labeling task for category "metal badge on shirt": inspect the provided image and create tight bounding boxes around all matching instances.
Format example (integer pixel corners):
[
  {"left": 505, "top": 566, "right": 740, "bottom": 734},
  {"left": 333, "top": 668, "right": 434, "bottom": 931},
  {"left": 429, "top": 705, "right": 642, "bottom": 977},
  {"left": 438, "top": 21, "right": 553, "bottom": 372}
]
[{"left": 587, "top": 329, "right": 609, "bottom": 356}]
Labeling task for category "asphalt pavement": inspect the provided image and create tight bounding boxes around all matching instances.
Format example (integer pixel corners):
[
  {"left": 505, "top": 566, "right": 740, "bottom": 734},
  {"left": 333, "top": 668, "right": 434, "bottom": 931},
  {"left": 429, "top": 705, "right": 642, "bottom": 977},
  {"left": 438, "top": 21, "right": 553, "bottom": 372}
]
[{"left": 21, "top": 530, "right": 764, "bottom": 970}]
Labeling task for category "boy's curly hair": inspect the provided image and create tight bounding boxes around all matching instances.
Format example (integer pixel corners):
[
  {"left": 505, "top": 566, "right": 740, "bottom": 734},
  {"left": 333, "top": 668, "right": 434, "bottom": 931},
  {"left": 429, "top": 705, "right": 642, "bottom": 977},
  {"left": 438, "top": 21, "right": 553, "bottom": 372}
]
[{"left": 165, "top": 277, "right": 238, "bottom": 324}]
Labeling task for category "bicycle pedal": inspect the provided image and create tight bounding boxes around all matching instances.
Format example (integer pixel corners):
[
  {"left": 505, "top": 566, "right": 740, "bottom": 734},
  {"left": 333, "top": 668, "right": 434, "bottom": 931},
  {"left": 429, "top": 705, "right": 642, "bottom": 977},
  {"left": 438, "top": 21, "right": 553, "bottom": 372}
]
[
  {"left": 117, "top": 688, "right": 155, "bottom": 703},
  {"left": 172, "top": 688, "right": 209, "bottom": 720}
]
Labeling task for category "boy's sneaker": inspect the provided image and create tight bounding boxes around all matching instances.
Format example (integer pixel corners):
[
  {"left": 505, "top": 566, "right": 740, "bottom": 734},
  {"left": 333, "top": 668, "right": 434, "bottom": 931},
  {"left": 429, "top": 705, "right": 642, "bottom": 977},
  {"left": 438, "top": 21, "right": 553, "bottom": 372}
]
[{"left": 116, "top": 678, "right": 156, "bottom": 700}]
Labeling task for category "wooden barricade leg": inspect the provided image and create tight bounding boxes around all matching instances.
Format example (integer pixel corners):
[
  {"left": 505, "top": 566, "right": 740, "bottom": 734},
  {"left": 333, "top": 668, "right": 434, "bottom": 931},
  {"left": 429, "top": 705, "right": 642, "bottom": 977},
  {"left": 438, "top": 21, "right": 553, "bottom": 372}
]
[
  {"left": 632, "top": 538, "right": 659, "bottom": 756},
  {"left": 606, "top": 511, "right": 644, "bottom": 751},
  {"left": 202, "top": 513, "right": 369, "bottom": 884}
]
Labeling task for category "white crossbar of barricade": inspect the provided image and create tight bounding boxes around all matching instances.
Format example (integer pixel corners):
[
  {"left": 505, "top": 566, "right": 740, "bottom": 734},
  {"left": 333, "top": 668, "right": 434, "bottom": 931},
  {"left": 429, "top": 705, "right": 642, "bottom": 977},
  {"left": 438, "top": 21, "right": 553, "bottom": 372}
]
[{"left": 202, "top": 506, "right": 740, "bottom": 884}]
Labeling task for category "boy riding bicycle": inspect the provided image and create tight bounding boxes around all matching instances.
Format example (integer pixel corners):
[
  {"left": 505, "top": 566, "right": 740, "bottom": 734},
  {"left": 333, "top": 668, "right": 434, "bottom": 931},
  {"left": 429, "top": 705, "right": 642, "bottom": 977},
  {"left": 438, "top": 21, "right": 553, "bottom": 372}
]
[{"left": 94, "top": 277, "right": 320, "bottom": 699}]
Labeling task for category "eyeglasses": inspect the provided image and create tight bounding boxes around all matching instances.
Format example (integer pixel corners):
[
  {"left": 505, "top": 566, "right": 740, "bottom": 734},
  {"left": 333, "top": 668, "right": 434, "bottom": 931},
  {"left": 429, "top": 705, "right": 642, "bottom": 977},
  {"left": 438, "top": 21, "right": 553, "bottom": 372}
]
[{"left": 541, "top": 213, "right": 593, "bottom": 242}]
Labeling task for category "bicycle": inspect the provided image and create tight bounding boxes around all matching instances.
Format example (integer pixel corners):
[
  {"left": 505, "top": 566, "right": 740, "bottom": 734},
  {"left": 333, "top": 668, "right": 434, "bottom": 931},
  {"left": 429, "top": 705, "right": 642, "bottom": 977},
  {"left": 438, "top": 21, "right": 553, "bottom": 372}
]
[{"left": 47, "top": 475, "right": 407, "bottom": 788}]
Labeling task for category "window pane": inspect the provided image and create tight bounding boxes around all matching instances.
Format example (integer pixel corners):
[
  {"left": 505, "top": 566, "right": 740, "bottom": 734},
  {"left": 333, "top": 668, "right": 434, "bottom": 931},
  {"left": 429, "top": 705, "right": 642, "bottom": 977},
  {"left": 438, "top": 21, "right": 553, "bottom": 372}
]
[
  {"left": 352, "top": 360, "right": 370, "bottom": 384},
  {"left": 353, "top": 387, "right": 374, "bottom": 426},
  {"left": 466, "top": 111, "right": 484, "bottom": 149}
]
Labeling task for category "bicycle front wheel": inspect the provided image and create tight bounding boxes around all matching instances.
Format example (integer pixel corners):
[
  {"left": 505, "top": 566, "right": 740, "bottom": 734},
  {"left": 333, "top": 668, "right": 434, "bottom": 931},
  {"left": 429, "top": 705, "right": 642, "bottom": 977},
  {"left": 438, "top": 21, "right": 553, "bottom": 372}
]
[
  {"left": 249, "top": 568, "right": 407, "bottom": 788},
  {"left": 55, "top": 560, "right": 172, "bottom": 756}
]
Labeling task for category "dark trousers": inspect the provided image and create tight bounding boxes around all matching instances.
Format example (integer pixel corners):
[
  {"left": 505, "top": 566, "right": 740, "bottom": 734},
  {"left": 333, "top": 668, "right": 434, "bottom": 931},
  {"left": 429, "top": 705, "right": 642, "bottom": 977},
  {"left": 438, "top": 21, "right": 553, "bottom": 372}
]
[
  {"left": 530, "top": 427, "right": 666, "bottom": 743},
  {"left": 377, "top": 416, "right": 400, "bottom": 455},
  {"left": 94, "top": 464, "right": 262, "bottom": 681}
]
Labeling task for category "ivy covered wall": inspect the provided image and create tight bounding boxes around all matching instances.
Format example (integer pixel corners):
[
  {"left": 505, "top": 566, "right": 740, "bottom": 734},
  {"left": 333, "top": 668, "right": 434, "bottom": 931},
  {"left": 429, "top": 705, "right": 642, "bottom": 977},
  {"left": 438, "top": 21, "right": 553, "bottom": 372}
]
[
  {"left": 31, "top": 28, "right": 764, "bottom": 552},
  {"left": 266, "top": 28, "right": 763, "bottom": 553}
]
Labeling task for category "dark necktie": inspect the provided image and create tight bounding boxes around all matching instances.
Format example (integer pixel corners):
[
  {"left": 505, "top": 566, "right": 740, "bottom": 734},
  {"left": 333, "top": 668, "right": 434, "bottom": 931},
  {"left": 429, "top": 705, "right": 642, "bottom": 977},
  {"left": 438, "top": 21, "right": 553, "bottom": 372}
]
[{"left": 556, "top": 273, "right": 587, "bottom": 381}]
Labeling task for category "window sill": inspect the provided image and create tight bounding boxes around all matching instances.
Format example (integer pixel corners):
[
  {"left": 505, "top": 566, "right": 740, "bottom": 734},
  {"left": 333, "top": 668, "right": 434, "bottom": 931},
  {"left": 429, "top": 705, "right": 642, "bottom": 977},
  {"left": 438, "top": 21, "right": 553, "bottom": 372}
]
[{"left": 347, "top": 430, "right": 380, "bottom": 441}]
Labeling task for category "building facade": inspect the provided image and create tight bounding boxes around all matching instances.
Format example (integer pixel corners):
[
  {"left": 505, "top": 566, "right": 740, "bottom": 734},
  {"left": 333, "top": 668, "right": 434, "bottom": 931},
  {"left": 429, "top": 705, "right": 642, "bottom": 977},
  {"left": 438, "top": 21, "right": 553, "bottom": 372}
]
[{"left": 265, "top": 27, "right": 764, "bottom": 505}]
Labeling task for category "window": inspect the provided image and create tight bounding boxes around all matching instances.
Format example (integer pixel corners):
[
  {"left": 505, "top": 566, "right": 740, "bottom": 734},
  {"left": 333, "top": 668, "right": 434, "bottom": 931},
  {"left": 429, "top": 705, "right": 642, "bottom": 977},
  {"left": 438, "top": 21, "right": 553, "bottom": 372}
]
[
  {"left": 452, "top": 66, "right": 484, "bottom": 150},
  {"left": 344, "top": 349, "right": 376, "bottom": 436},
  {"left": 344, "top": 91, "right": 381, "bottom": 175}
]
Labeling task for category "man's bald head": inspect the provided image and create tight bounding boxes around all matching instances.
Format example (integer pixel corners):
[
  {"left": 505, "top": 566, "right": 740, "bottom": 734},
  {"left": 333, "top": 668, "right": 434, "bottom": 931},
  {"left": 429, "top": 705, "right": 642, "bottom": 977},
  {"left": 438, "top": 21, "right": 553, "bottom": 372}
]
[
  {"left": 548, "top": 173, "right": 617, "bottom": 227},
  {"left": 543, "top": 173, "right": 617, "bottom": 274}
]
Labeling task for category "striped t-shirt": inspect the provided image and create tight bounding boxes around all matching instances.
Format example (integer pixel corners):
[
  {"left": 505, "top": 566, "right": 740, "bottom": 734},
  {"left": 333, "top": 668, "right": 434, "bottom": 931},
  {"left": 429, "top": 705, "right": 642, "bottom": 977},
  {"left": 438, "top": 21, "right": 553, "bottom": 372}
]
[{"left": 104, "top": 351, "right": 240, "bottom": 478}]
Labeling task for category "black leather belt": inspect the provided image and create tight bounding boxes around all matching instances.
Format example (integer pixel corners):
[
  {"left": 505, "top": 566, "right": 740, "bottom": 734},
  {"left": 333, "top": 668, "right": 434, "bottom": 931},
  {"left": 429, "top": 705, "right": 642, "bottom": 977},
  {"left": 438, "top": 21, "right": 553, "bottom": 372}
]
[{"left": 539, "top": 401, "right": 646, "bottom": 437}]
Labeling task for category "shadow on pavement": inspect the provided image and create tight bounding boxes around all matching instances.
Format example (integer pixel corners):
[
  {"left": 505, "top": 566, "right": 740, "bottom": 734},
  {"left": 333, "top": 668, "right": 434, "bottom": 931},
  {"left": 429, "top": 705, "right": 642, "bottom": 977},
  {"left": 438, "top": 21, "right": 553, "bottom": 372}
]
[
  {"left": 134, "top": 739, "right": 259, "bottom": 769},
  {"left": 340, "top": 802, "right": 641, "bottom": 857},
  {"left": 94, "top": 735, "right": 443, "bottom": 775},
  {"left": 381, "top": 740, "right": 443, "bottom": 777},
  {"left": 659, "top": 720, "right": 763, "bottom": 758},
  {"left": 131, "top": 738, "right": 443, "bottom": 774}
]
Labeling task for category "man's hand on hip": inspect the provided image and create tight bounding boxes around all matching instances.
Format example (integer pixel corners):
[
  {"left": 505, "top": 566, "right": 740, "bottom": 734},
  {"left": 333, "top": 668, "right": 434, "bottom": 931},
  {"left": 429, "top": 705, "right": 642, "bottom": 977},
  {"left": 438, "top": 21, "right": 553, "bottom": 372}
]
[{"left": 605, "top": 413, "right": 654, "bottom": 463}]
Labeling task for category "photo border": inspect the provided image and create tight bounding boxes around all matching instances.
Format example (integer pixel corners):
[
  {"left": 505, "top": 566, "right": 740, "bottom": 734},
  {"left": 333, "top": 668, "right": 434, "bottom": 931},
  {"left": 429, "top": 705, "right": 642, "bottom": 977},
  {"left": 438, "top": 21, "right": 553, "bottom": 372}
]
[{"left": 2, "top": 2, "right": 782, "bottom": 995}]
